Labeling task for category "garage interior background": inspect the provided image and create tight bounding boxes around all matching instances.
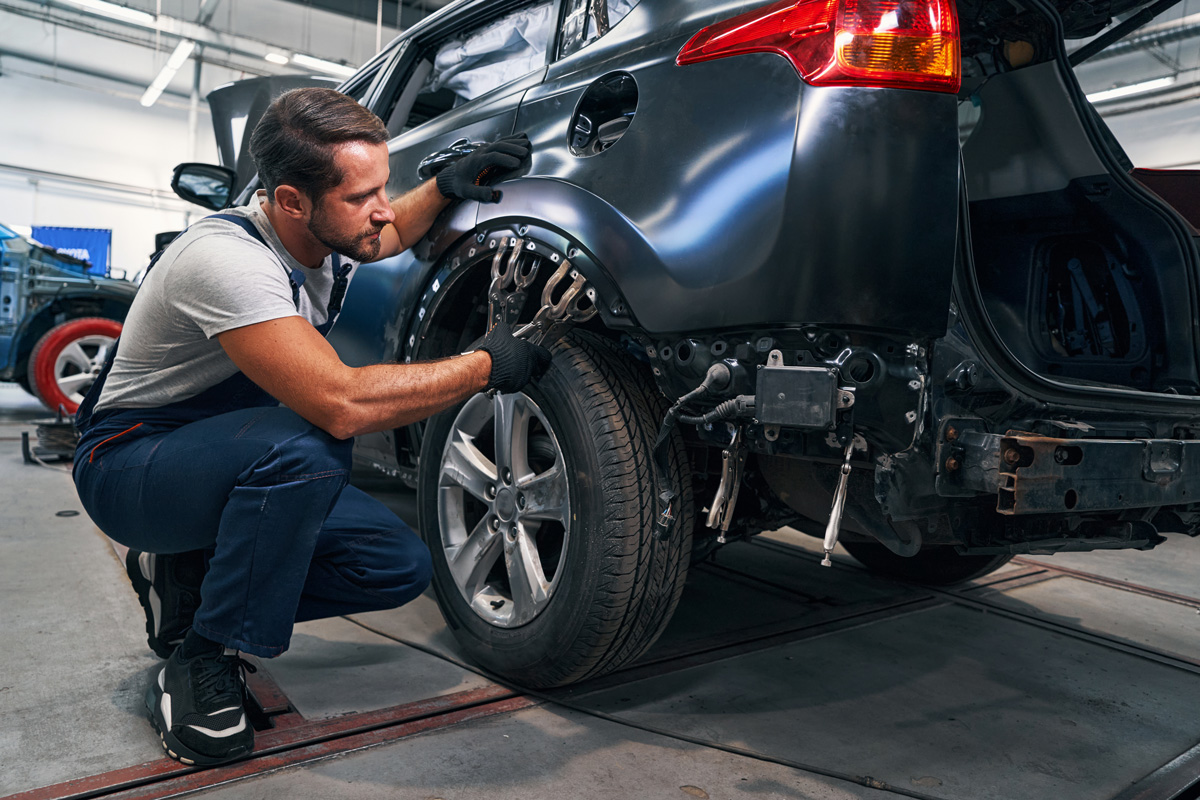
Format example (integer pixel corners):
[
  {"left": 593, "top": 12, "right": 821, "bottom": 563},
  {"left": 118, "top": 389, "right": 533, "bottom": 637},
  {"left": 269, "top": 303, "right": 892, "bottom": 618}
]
[
  {"left": 0, "top": 0, "right": 450, "bottom": 275},
  {"left": 0, "top": 0, "right": 1198, "bottom": 277}
]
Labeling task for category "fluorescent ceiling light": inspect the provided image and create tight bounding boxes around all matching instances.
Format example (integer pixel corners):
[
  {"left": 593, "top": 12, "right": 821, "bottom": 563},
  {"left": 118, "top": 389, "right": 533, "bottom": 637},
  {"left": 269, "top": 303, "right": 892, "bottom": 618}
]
[
  {"left": 1087, "top": 76, "right": 1176, "bottom": 104},
  {"left": 291, "top": 53, "right": 356, "bottom": 78},
  {"left": 140, "top": 39, "right": 196, "bottom": 108},
  {"left": 59, "top": 0, "right": 157, "bottom": 27},
  {"left": 264, "top": 52, "right": 290, "bottom": 65}
]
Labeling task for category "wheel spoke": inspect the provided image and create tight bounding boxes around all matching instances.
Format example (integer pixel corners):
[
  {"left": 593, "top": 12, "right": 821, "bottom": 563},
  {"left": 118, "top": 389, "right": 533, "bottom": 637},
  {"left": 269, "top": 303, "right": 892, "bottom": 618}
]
[
  {"left": 504, "top": 524, "right": 550, "bottom": 624},
  {"left": 492, "top": 392, "right": 532, "bottom": 478},
  {"left": 57, "top": 373, "right": 93, "bottom": 393},
  {"left": 446, "top": 516, "right": 502, "bottom": 598},
  {"left": 518, "top": 463, "right": 568, "bottom": 524},
  {"left": 58, "top": 342, "right": 91, "bottom": 371},
  {"left": 442, "top": 391, "right": 568, "bottom": 629},
  {"left": 441, "top": 429, "right": 497, "bottom": 503}
]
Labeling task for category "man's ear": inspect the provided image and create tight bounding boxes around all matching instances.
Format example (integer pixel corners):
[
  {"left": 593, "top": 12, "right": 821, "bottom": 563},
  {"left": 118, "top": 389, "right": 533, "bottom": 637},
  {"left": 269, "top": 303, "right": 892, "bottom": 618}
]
[{"left": 273, "top": 184, "right": 310, "bottom": 220}]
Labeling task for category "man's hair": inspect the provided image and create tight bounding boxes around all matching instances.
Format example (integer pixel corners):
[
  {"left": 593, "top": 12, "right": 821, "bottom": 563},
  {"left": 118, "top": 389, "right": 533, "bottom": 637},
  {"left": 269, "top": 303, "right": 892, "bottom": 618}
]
[{"left": 249, "top": 87, "right": 389, "bottom": 203}]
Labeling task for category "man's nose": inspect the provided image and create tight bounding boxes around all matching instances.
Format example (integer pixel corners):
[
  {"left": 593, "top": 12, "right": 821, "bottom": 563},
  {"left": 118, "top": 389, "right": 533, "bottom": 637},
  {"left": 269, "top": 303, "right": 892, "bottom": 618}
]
[{"left": 372, "top": 192, "right": 396, "bottom": 224}]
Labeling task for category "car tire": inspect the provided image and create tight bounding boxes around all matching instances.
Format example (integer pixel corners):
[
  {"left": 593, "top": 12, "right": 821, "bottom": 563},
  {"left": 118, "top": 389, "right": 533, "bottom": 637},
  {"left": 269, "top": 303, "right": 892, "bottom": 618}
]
[
  {"left": 418, "top": 331, "right": 693, "bottom": 688},
  {"left": 27, "top": 317, "right": 121, "bottom": 414},
  {"left": 840, "top": 540, "right": 1013, "bottom": 586}
]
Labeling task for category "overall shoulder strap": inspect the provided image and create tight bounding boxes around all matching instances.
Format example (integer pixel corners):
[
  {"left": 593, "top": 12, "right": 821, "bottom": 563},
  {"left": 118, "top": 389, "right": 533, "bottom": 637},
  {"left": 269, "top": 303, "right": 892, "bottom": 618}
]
[
  {"left": 209, "top": 212, "right": 305, "bottom": 308},
  {"left": 208, "top": 212, "right": 267, "bottom": 246}
]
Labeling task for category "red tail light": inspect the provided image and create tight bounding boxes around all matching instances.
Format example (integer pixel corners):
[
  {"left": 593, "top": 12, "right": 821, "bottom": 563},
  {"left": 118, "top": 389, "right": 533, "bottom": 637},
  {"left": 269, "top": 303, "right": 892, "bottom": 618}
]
[{"left": 676, "top": 0, "right": 960, "bottom": 93}]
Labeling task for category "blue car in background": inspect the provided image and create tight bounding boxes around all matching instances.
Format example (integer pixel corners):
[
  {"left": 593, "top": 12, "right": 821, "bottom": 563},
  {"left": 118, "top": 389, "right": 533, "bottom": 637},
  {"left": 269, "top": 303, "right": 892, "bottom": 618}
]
[{"left": 0, "top": 222, "right": 135, "bottom": 413}]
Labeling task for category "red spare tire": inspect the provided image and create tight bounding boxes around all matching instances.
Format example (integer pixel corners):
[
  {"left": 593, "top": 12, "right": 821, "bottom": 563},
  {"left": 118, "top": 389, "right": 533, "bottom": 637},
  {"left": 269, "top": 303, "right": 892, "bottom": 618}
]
[{"left": 28, "top": 317, "right": 122, "bottom": 414}]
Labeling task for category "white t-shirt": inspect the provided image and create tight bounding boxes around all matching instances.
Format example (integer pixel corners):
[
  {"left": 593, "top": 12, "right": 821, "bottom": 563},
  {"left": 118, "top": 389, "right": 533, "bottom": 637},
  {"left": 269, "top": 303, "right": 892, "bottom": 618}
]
[{"left": 94, "top": 192, "right": 358, "bottom": 413}]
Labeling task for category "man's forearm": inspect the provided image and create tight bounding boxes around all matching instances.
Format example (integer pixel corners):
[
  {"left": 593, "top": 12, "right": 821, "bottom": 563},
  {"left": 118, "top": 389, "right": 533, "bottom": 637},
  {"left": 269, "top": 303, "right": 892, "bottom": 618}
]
[
  {"left": 336, "top": 351, "right": 491, "bottom": 438},
  {"left": 387, "top": 180, "right": 452, "bottom": 253}
]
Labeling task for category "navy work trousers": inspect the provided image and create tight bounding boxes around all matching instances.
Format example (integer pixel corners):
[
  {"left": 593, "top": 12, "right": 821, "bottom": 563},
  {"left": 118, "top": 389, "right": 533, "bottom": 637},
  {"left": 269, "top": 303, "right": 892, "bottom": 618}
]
[{"left": 73, "top": 406, "right": 431, "bottom": 657}]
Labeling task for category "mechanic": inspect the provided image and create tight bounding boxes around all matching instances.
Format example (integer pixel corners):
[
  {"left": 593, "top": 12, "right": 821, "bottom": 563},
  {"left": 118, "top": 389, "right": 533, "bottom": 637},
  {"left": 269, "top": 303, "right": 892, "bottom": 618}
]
[{"left": 71, "top": 87, "right": 549, "bottom": 768}]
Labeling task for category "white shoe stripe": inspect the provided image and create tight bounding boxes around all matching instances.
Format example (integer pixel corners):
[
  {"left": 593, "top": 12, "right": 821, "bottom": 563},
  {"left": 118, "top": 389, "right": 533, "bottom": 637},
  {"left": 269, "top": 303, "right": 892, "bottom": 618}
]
[
  {"left": 186, "top": 714, "right": 247, "bottom": 738},
  {"left": 162, "top": 691, "right": 173, "bottom": 730},
  {"left": 139, "top": 553, "right": 163, "bottom": 635},
  {"left": 148, "top": 590, "right": 162, "bottom": 636},
  {"left": 207, "top": 706, "right": 240, "bottom": 716}
]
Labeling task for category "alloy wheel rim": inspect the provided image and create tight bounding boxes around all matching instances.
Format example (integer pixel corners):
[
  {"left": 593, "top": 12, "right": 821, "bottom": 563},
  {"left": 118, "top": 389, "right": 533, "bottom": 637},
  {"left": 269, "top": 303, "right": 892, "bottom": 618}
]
[
  {"left": 53, "top": 334, "right": 115, "bottom": 404},
  {"left": 436, "top": 391, "right": 571, "bottom": 628}
]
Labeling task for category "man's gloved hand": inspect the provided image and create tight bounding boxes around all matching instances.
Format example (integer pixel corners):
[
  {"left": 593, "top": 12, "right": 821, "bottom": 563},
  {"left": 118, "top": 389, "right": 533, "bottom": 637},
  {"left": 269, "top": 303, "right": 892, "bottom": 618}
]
[
  {"left": 436, "top": 133, "right": 531, "bottom": 203},
  {"left": 478, "top": 322, "right": 552, "bottom": 393}
]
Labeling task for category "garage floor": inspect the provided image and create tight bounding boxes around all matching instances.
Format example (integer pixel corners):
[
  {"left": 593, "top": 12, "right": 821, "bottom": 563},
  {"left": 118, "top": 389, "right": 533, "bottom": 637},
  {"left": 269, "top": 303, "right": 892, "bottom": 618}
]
[{"left": 3, "top": 381, "right": 1200, "bottom": 800}]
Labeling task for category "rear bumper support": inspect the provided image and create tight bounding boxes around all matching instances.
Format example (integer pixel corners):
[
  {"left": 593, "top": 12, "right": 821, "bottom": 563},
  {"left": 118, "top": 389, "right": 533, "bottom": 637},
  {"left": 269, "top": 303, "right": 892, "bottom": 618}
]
[{"left": 941, "top": 430, "right": 1200, "bottom": 515}]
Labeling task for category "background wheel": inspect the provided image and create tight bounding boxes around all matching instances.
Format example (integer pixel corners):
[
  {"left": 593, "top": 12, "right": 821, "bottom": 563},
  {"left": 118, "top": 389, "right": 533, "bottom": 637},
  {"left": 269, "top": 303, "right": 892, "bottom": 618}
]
[
  {"left": 418, "top": 331, "right": 692, "bottom": 688},
  {"left": 840, "top": 540, "right": 1012, "bottom": 586},
  {"left": 27, "top": 317, "right": 121, "bottom": 414}
]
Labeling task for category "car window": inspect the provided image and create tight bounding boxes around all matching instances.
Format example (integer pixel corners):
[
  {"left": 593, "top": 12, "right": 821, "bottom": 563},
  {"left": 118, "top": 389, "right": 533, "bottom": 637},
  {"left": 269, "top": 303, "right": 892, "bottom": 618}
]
[
  {"left": 388, "top": 2, "right": 554, "bottom": 135},
  {"left": 559, "top": 0, "right": 638, "bottom": 60},
  {"left": 343, "top": 58, "right": 386, "bottom": 105}
]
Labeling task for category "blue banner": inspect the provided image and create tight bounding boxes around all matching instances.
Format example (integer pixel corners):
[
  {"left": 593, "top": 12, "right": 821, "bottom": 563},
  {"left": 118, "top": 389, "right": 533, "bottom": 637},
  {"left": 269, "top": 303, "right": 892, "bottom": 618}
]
[{"left": 31, "top": 226, "right": 112, "bottom": 275}]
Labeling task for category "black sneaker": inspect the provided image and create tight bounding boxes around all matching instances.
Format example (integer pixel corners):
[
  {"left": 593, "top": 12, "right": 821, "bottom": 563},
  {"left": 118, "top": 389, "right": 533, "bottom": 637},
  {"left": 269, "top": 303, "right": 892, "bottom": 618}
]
[
  {"left": 125, "top": 549, "right": 204, "bottom": 658},
  {"left": 145, "top": 644, "right": 257, "bottom": 766}
]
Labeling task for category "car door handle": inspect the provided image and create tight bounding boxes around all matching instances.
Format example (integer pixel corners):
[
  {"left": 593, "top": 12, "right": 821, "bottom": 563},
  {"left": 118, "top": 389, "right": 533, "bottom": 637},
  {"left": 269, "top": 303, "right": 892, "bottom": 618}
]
[{"left": 416, "top": 138, "right": 483, "bottom": 181}]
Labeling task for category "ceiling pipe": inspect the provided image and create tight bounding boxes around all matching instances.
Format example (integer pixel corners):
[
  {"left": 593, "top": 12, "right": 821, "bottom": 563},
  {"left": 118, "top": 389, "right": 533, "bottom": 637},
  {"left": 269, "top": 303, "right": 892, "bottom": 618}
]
[{"left": 1080, "top": 11, "right": 1200, "bottom": 62}]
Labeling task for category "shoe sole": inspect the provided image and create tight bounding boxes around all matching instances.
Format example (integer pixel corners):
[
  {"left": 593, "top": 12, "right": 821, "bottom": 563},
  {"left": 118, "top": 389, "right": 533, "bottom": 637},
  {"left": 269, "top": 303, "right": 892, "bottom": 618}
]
[
  {"left": 126, "top": 551, "right": 174, "bottom": 660},
  {"left": 144, "top": 667, "right": 252, "bottom": 768}
]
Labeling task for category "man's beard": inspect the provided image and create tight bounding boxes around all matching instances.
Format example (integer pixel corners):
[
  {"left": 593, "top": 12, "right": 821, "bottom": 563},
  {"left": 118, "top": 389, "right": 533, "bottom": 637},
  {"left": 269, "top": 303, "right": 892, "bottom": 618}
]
[{"left": 307, "top": 201, "right": 384, "bottom": 262}]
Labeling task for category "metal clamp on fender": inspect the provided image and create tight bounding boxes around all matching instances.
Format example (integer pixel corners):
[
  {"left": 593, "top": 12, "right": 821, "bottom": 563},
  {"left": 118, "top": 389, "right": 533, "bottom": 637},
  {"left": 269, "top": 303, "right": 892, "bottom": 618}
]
[{"left": 756, "top": 350, "right": 854, "bottom": 431}]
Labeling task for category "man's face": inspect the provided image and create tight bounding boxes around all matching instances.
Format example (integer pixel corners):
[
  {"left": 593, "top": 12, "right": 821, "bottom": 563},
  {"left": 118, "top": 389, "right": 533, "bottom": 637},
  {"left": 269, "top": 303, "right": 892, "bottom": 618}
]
[{"left": 306, "top": 140, "right": 394, "bottom": 262}]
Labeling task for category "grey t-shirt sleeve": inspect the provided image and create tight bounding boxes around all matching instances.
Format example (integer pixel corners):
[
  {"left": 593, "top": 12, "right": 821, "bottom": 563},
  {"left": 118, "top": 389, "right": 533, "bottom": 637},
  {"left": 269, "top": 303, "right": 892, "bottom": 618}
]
[{"left": 164, "top": 233, "right": 301, "bottom": 339}]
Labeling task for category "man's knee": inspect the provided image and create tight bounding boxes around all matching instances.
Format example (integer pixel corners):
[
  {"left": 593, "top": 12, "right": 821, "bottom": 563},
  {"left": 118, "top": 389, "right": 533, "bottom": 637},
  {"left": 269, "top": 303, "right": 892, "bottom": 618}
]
[
  {"left": 408, "top": 541, "right": 433, "bottom": 595},
  {"left": 373, "top": 535, "right": 433, "bottom": 608}
]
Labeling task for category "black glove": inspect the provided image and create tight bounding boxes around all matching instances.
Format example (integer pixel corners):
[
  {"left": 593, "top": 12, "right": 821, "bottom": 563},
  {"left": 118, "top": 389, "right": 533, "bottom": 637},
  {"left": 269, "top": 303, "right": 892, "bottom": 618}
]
[
  {"left": 436, "top": 133, "right": 531, "bottom": 203},
  {"left": 478, "top": 322, "right": 552, "bottom": 393}
]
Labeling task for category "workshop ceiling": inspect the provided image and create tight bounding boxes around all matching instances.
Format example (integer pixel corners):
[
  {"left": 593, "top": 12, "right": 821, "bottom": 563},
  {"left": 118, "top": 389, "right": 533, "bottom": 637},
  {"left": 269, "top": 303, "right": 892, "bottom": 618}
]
[
  {"left": 0, "top": 0, "right": 451, "bottom": 111},
  {"left": 276, "top": 0, "right": 451, "bottom": 29}
]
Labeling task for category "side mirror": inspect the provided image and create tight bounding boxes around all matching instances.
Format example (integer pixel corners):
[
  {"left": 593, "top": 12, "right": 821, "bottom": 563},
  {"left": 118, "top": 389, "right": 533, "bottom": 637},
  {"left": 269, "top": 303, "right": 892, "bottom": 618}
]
[{"left": 171, "top": 163, "right": 237, "bottom": 210}]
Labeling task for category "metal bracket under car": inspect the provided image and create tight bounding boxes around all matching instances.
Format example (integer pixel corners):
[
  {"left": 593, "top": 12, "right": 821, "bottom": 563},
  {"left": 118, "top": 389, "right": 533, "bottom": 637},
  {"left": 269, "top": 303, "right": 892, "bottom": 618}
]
[
  {"left": 755, "top": 349, "right": 855, "bottom": 442},
  {"left": 941, "top": 428, "right": 1200, "bottom": 515}
]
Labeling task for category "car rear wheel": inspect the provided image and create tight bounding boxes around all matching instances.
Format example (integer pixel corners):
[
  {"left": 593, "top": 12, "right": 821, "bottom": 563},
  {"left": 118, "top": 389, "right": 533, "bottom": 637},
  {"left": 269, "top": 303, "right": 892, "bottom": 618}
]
[
  {"left": 28, "top": 317, "right": 121, "bottom": 414},
  {"left": 418, "top": 331, "right": 692, "bottom": 688},
  {"left": 840, "top": 540, "right": 1013, "bottom": 586}
]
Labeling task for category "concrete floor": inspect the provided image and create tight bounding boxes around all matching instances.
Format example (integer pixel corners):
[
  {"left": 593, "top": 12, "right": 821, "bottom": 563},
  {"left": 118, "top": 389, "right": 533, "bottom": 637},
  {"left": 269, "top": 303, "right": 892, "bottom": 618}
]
[{"left": 2, "top": 380, "right": 1199, "bottom": 800}]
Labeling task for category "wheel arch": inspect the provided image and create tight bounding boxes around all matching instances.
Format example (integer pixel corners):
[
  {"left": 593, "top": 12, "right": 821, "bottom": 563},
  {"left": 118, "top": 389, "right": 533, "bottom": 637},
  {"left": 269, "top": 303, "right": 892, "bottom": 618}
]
[
  {"left": 389, "top": 197, "right": 653, "bottom": 476},
  {"left": 403, "top": 186, "right": 649, "bottom": 364},
  {"left": 472, "top": 177, "right": 651, "bottom": 330}
]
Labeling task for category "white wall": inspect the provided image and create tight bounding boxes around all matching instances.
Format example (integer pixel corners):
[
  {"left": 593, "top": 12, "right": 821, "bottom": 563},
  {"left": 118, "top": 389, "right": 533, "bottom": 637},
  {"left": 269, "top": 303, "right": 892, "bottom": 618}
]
[{"left": 0, "top": 72, "right": 218, "bottom": 277}]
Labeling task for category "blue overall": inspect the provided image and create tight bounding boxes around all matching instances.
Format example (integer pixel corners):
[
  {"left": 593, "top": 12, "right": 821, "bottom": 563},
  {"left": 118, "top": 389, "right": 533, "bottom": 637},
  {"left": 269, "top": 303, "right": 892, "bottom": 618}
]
[{"left": 72, "top": 215, "right": 431, "bottom": 658}]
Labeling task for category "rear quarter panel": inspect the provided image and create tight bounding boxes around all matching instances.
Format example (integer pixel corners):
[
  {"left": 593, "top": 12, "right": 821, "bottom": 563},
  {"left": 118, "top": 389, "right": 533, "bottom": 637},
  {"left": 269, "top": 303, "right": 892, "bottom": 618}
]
[{"left": 510, "top": 24, "right": 961, "bottom": 335}]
